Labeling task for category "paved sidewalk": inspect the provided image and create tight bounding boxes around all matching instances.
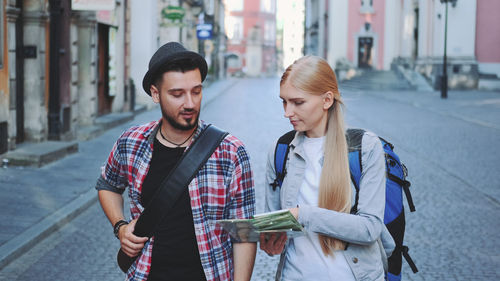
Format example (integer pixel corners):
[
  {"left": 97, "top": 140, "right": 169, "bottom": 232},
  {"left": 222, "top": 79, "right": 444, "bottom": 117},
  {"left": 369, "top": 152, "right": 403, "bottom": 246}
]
[
  {"left": 342, "top": 89, "right": 500, "bottom": 131},
  {"left": 0, "top": 78, "right": 238, "bottom": 269}
]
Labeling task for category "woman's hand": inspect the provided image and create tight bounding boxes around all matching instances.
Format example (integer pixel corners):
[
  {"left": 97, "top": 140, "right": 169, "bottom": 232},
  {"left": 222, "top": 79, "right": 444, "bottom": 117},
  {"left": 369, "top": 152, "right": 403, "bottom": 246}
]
[
  {"left": 289, "top": 207, "right": 299, "bottom": 219},
  {"left": 259, "top": 232, "right": 287, "bottom": 256}
]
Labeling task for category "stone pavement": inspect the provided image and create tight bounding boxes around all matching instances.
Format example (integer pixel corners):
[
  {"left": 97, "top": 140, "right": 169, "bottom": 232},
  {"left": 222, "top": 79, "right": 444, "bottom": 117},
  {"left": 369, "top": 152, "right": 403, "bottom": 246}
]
[
  {"left": 1, "top": 73, "right": 499, "bottom": 280},
  {"left": 0, "top": 78, "right": 238, "bottom": 269}
]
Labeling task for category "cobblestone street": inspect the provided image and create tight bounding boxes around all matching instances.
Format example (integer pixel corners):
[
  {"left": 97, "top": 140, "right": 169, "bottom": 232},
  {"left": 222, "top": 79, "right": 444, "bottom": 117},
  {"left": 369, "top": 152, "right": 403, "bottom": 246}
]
[{"left": 1, "top": 77, "right": 499, "bottom": 280}]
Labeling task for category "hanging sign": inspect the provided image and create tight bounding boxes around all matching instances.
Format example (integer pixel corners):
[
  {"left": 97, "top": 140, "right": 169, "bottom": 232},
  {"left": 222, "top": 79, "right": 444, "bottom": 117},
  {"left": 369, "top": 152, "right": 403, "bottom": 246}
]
[
  {"left": 197, "top": 24, "right": 213, "bottom": 40},
  {"left": 72, "top": 0, "right": 115, "bottom": 11},
  {"left": 162, "top": 6, "right": 185, "bottom": 21}
]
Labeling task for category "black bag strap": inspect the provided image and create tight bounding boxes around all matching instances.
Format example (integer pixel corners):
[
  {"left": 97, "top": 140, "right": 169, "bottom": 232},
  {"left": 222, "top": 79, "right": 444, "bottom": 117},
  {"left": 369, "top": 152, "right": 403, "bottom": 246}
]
[
  {"left": 402, "top": 246, "right": 419, "bottom": 273},
  {"left": 134, "top": 124, "right": 228, "bottom": 237},
  {"left": 118, "top": 124, "right": 228, "bottom": 272}
]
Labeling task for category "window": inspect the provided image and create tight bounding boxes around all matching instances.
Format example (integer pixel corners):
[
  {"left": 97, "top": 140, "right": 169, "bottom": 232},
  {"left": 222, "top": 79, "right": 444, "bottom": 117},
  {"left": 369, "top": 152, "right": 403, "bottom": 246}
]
[
  {"left": 360, "top": 0, "right": 374, "bottom": 14},
  {"left": 227, "top": 0, "right": 243, "bottom": 12},
  {"left": 261, "top": 0, "right": 275, "bottom": 13},
  {"left": 361, "top": 0, "right": 373, "bottom": 7},
  {"left": 226, "top": 16, "right": 243, "bottom": 43},
  {"left": 264, "top": 20, "right": 275, "bottom": 43}
]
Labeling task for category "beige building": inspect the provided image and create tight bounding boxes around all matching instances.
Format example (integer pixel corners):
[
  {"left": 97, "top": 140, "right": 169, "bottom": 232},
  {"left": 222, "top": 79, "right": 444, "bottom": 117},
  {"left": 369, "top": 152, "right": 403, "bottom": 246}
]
[{"left": 0, "top": 0, "right": 130, "bottom": 156}]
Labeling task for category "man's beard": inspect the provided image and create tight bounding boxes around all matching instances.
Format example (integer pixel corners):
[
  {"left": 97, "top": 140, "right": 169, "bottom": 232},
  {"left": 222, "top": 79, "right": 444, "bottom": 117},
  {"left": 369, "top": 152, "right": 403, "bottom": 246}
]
[{"left": 163, "top": 109, "right": 199, "bottom": 131}]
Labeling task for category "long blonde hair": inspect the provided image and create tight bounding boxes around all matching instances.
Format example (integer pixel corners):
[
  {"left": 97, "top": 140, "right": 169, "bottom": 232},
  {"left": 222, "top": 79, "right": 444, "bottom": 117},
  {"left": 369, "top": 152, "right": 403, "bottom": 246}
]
[{"left": 280, "top": 56, "right": 351, "bottom": 256}]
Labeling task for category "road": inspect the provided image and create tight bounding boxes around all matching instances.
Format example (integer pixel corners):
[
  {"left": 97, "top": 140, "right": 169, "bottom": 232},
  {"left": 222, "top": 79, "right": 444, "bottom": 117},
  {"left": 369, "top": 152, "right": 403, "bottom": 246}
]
[{"left": 1, "top": 77, "right": 499, "bottom": 280}]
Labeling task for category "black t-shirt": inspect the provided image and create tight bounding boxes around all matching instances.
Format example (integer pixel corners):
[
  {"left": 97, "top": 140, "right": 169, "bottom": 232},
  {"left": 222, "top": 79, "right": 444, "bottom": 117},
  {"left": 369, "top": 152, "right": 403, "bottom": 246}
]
[{"left": 141, "top": 137, "right": 206, "bottom": 281}]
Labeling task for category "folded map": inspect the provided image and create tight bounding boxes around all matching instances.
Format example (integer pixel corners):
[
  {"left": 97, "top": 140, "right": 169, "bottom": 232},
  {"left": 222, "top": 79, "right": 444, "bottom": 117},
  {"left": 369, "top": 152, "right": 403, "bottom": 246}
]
[{"left": 216, "top": 209, "right": 305, "bottom": 242}]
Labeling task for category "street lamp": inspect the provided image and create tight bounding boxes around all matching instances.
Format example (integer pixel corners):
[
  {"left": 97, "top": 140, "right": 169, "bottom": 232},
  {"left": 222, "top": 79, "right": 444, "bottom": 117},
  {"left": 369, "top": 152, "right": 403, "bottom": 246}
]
[{"left": 440, "top": 0, "right": 457, "bottom": 99}]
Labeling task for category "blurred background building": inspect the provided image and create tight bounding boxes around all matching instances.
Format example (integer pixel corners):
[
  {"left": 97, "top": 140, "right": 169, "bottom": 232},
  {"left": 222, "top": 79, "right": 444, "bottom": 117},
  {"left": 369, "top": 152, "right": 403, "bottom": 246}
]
[
  {"left": 224, "top": 0, "right": 277, "bottom": 77},
  {"left": 304, "top": 0, "right": 500, "bottom": 90},
  {"left": 277, "top": 0, "right": 304, "bottom": 72},
  {"left": 0, "top": 0, "right": 227, "bottom": 157},
  {"left": 1, "top": 0, "right": 498, "bottom": 159},
  {"left": 0, "top": 0, "right": 129, "bottom": 155}
]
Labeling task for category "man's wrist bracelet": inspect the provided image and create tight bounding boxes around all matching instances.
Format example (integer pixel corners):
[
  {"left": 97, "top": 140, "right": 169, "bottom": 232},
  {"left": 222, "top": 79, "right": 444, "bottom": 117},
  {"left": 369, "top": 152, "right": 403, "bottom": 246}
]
[{"left": 113, "top": 220, "right": 129, "bottom": 239}]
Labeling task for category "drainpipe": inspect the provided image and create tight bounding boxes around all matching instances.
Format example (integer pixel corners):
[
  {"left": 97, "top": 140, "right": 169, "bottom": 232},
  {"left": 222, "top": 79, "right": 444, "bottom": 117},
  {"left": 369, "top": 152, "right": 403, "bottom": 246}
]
[{"left": 48, "top": 0, "right": 62, "bottom": 139}]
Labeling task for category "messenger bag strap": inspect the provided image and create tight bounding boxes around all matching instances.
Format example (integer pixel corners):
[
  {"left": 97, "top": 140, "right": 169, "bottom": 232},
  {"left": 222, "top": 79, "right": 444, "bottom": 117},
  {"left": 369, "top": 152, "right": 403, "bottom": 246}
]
[
  {"left": 134, "top": 124, "right": 228, "bottom": 237},
  {"left": 117, "top": 124, "right": 228, "bottom": 273}
]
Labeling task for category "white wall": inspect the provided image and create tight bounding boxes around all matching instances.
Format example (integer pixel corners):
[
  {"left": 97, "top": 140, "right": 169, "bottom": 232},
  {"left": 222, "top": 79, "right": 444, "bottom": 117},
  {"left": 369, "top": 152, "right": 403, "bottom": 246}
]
[
  {"left": 401, "top": 0, "right": 416, "bottom": 58},
  {"left": 282, "top": 0, "right": 305, "bottom": 68},
  {"left": 327, "top": 0, "right": 348, "bottom": 68},
  {"left": 383, "top": 0, "right": 402, "bottom": 69},
  {"left": 111, "top": 2, "right": 126, "bottom": 112},
  {"left": 424, "top": 0, "right": 476, "bottom": 58},
  {"left": 317, "top": 0, "right": 326, "bottom": 58},
  {"left": 446, "top": 0, "right": 476, "bottom": 57},
  {"left": 130, "top": 0, "right": 158, "bottom": 106}
]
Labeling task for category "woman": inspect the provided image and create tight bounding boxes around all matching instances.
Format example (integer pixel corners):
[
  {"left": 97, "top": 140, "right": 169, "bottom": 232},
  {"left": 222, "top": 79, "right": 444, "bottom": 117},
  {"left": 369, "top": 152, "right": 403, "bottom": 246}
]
[{"left": 260, "top": 56, "right": 395, "bottom": 281}]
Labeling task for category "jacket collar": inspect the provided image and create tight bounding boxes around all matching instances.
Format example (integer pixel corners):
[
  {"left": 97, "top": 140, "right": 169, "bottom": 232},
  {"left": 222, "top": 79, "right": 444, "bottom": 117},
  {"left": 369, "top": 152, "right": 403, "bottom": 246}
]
[
  {"left": 289, "top": 131, "right": 305, "bottom": 158},
  {"left": 289, "top": 130, "right": 325, "bottom": 165}
]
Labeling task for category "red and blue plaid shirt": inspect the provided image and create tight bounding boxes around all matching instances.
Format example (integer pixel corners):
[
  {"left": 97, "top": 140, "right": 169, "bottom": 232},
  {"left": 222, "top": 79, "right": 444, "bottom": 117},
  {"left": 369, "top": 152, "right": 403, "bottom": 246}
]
[{"left": 96, "top": 120, "right": 255, "bottom": 281}]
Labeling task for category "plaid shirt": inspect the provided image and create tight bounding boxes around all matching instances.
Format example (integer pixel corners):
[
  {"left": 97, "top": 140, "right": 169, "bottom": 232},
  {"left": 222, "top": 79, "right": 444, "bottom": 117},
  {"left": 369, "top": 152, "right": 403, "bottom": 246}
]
[{"left": 96, "top": 120, "right": 255, "bottom": 281}]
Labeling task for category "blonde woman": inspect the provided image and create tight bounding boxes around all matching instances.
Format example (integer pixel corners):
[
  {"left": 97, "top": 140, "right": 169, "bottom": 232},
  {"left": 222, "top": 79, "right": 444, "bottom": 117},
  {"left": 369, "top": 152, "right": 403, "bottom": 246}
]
[{"left": 260, "top": 56, "right": 395, "bottom": 281}]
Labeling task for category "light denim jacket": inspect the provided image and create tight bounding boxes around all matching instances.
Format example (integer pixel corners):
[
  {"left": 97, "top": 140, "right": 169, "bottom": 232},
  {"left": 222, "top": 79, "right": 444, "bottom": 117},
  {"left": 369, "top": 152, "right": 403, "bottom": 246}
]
[{"left": 264, "top": 131, "right": 395, "bottom": 281}]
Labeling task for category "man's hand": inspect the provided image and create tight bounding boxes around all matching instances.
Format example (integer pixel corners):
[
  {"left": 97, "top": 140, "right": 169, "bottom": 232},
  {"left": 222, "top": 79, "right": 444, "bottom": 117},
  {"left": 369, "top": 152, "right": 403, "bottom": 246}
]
[
  {"left": 118, "top": 218, "right": 148, "bottom": 257},
  {"left": 259, "top": 232, "right": 287, "bottom": 256}
]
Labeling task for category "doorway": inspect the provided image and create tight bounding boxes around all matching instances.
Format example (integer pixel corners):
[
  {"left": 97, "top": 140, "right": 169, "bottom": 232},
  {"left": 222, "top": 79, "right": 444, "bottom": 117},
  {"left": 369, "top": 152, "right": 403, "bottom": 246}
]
[
  {"left": 97, "top": 23, "right": 112, "bottom": 116},
  {"left": 358, "top": 37, "right": 373, "bottom": 68},
  {"left": 413, "top": 7, "right": 419, "bottom": 60}
]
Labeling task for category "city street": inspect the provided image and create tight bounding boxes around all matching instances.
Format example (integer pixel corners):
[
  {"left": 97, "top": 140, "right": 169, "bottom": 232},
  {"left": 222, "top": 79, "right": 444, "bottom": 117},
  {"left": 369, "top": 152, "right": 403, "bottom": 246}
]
[{"left": 1, "top": 77, "right": 499, "bottom": 280}]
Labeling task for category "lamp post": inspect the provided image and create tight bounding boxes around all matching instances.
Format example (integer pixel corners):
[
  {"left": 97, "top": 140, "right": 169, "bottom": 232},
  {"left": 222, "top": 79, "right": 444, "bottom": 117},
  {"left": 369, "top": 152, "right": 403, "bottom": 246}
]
[{"left": 440, "top": 0, "right": 457, "bottom": 99}]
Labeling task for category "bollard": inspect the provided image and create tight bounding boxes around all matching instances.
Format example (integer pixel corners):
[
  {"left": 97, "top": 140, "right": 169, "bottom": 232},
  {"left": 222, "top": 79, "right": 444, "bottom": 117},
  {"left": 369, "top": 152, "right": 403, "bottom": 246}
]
[{"left": 2, "top": 158, "right": 8, "bottom": 168}]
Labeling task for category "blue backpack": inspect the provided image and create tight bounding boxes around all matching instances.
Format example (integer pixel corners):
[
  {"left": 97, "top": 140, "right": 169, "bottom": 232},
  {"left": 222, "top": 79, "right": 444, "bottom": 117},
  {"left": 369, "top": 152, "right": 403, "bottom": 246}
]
[{"left": 271, "top": 129, "right": 418, "bottom": 280}]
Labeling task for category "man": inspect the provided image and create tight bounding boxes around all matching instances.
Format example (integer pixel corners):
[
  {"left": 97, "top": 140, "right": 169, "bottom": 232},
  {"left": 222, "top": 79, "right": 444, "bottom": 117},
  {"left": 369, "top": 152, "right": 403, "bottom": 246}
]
[{"left": 96, "top": 42, "right": 256, "bottom": 281}]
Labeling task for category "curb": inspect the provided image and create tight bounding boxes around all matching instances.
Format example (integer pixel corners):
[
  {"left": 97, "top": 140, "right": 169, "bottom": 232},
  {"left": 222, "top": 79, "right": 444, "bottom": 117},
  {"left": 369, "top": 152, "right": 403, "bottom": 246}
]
[
  {"left": 0, "top": 78, "right": 236, "bottom": 270},
  {"left": 4, "top": 141, "right": 79, "bottom": 168},
  {"left": 0, "top": 187, "right": 98, "bottom": 269}
]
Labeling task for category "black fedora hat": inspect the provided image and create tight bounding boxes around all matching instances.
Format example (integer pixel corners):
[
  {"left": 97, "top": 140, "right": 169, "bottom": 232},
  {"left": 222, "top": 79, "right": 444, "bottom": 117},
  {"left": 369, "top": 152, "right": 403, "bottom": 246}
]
[{"left": 142, "top": 42, "right": 208, "bottom": 96}]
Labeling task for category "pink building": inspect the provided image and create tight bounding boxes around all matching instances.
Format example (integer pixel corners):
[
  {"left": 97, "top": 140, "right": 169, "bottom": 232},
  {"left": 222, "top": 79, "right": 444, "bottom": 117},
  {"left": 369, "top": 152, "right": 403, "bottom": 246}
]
[
  {"left": 305, "top": 0, "right": 388, "bottom": 70},
  {"left": 305, "top": 0, "right": 500, "bottom": 90},
  {"left": 345, "top": 0, "right": 386, "bottom": 69},
  {"left": 475, "top": 0, "right": 500, "bottom": 88},
  {"left": 224, "top": 0, "right": 277, "bottom": 76}
]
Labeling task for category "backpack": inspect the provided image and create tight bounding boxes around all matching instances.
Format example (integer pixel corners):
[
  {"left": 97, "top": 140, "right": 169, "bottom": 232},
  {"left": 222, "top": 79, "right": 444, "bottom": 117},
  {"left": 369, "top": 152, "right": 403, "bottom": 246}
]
[{"left": 271, "top": 129, "right": 418, "bottom": 280}]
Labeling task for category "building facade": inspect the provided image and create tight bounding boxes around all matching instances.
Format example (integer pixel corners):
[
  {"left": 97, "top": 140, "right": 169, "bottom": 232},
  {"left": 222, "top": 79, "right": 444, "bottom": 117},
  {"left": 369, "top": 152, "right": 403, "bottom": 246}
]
[
  {"left": 0, "top": 0, "right": 130, "bottom": 155},
  {"left": 225, "top": 0, "right": 277, "bottom": 77},
  {"left": 278, "top": 0, "right": 304, "bottom": 71},
  {"left": 305, "top": 0, "right": 500, "bottom": 90},
  {"left": 0, "top": 0, "right": 229, "bottom": 158}
]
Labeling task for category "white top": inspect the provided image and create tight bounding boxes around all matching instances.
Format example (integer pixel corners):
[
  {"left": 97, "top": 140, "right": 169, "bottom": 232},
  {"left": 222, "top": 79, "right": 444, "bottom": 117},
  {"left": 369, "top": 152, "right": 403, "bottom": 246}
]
[{"left": 282, "top": 136, "right": 356, "bottom": 281}]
